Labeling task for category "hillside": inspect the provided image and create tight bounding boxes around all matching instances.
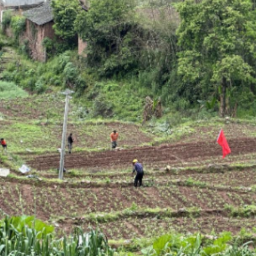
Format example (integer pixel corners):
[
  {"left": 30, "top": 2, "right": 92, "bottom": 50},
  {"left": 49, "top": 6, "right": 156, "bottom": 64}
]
[
  {"left": 1, "top": 0, "right": 256, "bottom": 255},
  {"left": 1, "top": 90, "right": 256, "bottom": 254}
]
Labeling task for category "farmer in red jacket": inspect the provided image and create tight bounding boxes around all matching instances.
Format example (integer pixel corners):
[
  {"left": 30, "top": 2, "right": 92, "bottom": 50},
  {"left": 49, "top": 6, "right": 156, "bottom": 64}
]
[
  {"left": 1, "top": 138, "right": 7, "bottom": 152},
  {"left": 110, "top": 130, "right": 119, "bottom": 149}
]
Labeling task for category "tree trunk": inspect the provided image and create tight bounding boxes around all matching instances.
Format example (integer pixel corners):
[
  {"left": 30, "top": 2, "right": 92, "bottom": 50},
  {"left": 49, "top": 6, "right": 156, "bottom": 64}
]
[{"left": 220, "top": 77, "right": 227, "bottom": 118}]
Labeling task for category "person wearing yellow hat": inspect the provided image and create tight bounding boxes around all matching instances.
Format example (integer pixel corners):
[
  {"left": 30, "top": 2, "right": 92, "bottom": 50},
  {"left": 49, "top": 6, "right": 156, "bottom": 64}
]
[{"left": 132, "top": 159, "right": 144, "bottom": 187}]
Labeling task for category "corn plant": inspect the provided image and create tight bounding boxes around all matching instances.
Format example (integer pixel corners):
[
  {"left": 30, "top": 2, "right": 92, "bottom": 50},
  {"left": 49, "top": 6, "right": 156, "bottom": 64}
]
[{"left": 0, "top": 216, "right": 114, "bottom": 256}]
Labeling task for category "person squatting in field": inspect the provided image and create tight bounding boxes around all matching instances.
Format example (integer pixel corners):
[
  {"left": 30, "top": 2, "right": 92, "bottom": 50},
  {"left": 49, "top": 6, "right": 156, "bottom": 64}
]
[
  {"left": 1, "top": 138, "right": 7, "bottom": 152},
  {"left": 110, "top": 130, "right": 119, "bottom": 149},
  {"left": 67, "top": 133, "right": 73, "bottom": 154},
  {"left": 132, "top": 159, "right": 144, "bottom": 187}
]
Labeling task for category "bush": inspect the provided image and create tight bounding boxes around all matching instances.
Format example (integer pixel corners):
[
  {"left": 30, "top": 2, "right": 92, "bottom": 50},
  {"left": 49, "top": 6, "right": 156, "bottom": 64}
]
[
  {"left": 10, "top": 16, "right": 26, "bottom": 42},
  {"left": 1, "top": 10, "right": 13, "bottom": 32},
  {"left": 63, "top": 61, "right": 79, "bottom": 85},
  {"left": 0, "top": 81, "right": 28, "bottom": 99},
  {"left": 92, "top": 94, "right": 113, "bottom": 118},
  {"left": 19, "top": 38, "right": 29, "bottom": 56}
]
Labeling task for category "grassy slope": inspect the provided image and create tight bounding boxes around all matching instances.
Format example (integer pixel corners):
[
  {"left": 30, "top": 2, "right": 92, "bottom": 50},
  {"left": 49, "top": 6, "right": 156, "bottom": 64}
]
[{"left": 3, "top": 90, "right": 256, "bottom": 155}]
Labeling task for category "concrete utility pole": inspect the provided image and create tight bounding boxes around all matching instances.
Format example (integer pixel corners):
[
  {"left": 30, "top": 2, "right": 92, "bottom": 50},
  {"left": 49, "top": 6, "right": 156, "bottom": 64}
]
[{"left": 59, "top": 89, "right": 74, "bottom": 180}]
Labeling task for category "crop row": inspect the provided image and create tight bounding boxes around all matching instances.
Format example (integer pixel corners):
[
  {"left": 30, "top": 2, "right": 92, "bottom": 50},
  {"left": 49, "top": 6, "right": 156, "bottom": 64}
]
[
  {"left": 56, "top": 215, "right": 256, "bottom": 240},
  {"left": 0, "top": 181, "right": 254, "bottom": 221},
  {"left": 41, "top": 168, "right": 256, "bottom": 189},
  {"left": 177, "top": 169, "right": 256, "bottom": 188}
]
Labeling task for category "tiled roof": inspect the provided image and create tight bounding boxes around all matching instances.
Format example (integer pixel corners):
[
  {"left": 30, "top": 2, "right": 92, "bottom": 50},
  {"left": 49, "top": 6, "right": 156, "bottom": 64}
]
[
  {"left": 24, "top": 1, "right": 53, "bottom": 25},
  {"left": 1, "top": 0, "right": 44, "bottom": 7}
]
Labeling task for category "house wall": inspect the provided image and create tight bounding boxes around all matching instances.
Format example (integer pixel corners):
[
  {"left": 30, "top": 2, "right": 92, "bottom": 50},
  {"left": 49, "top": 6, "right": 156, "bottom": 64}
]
[
  {"left": 78, "top": 37, "right": 87, "bottom": 57},
  {"left": 25, "top": 20, "right": 54, "bottom": 62}
]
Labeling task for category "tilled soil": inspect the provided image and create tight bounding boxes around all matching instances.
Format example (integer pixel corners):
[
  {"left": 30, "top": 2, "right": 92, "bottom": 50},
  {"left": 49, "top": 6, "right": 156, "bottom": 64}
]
[
  {"left": 0, "top": 179, "right": 254, "bottom": 222},
  {"left": 57, "top": 215, "right": 256, "bottom": 240},
  {"left": 1, "top": 178, "right": 255, "bottom": 240},
  {"left": 26, "top": 137, "right": 256, "bottom": 171}
]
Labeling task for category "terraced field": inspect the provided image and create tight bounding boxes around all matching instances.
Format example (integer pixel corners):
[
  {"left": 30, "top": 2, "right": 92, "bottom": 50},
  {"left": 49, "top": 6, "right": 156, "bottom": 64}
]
[
  {"left": 24, "top": 137, "right": 256, "bottom": 171},
  {"left": 1, "top": 93, "right": 256, "bottom": 251}
]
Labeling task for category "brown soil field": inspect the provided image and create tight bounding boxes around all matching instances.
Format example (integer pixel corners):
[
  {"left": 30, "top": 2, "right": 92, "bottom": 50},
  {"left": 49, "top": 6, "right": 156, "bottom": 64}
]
[
  {"left": 0, "top": 178, "right": 255, "bottom": 240},
  {"left": 2, "top": 104, "right": 256, "bottom": 244},
  {"left": 58, "top": 215, "right": 256, "bottom": 240},
  {"left": 25, "top": 137, "right": 256, "bottom": 171}
]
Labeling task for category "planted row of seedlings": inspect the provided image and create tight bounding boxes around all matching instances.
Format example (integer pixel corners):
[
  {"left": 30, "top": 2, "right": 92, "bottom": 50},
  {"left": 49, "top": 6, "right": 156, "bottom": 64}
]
[
  {"left": 56, "top": 214, "right": 256, "bottom": 241},
  {"left": 11, "top": 163, "right": 256, "bottom": 193},
  {"left": 0, "top": 180, "right": 254, "bottom": 221},
  {"left": 172, "top": 168, "right": 255, "bottom": 187}
]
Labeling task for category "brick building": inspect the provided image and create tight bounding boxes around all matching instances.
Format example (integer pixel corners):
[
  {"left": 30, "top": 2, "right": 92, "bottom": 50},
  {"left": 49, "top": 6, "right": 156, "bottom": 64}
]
[
  {"left": 23, "top": 1, "right": 54, "bottom": 62},
  {"left": 1, "top": 0, "right": 88, "bottom": 60}
]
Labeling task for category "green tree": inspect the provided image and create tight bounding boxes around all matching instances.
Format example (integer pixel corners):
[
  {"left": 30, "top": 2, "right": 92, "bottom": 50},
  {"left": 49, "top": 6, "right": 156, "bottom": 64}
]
[
  {"left": 51, "top": 0, "right": 81, "bottom": 47},
  {"left": 75, "top": 0, "right": 141, "bottom": 77},
  {"left": 176, "top": 0, "right": 256, "bottom": 117},
  {"left": 135, "top": 1, "right": 180, "bottom": 103}
]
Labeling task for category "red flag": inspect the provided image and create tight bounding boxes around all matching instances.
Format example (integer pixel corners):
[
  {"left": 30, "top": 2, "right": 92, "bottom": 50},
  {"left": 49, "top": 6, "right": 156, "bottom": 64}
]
[{"left": 217, "top": 129, "right": 231, "bottom": 158}]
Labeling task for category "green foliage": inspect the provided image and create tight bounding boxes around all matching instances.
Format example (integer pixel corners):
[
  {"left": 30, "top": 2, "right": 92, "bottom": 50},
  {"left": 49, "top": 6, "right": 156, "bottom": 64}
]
[
  {"left": 63, "top": 62, "right": 79, "bottom": 86},
  {"left": 42, "top": 37, "right": 55, "bottom": 58},
  {"left": 1, "top": 10, "right": 13, "bottom": 32},
  {"left": 153, "top": 234, "right": 171, "bottom": 255},
  {"left": 225, "top": 204, "right": 256, "bottom": 218},
  {"left": 75, "top": 0, "right": 141, "bottom": 77},
  {"left": 141, "top": 232, "right": 252, "bottom": 256},
  {"left": 42, "top": 36, "right": 74, "bottom": 58},
  {"left": 19, "top": 38, "right": 30, "bottom": 56},
  {"left": 92, "top": 94, "right": 114, "bottom": 118},
  {"left": 0, "top": 81, "right": 28, "bottom": 99},
  {"left": 176, "top": 0, "right": 256, "bottom": 116},
  {"left": 1, "top": 50, "right": 83, "bottom": 92},
  {"left": 203, "top": 232, "right": 232, "bottom": 255},
  {"left": 10, "top": 16, "right": 26, "bottom": 42},
  {"left": 0, "top": 215, "right": 114, "bottom": 256},
  {"left": 35, "top": 77, "right": 47, "bottom": 94},
  {"left": 3, "top": 0, "right": 256, "bottom": 118},
  {"left": 51, "top": 0, "right": 80, "bottom": 47},
  {"left": 0, "top": 215, "right": 54, "bottom": 239},
  {"left": 87, "top": 81, "right": 143, "bottom": 121}
]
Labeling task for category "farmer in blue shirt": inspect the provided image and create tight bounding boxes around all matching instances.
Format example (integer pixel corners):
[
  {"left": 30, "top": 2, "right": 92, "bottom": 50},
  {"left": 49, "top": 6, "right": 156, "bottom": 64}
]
[{"left": 132, "top": 159, "right": 144, "bottom": 187}]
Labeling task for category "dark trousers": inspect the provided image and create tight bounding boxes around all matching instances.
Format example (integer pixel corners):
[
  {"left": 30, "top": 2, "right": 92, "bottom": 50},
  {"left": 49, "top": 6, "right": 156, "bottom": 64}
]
[
  {"left": 134, "top": 172, "right": 144, "bottom": 187},
  {"left": 68, "top": 142, "right": 72, "bottom": 153},
  {"left": 112, "top": 141, "right": 117, "bottom": 149}
]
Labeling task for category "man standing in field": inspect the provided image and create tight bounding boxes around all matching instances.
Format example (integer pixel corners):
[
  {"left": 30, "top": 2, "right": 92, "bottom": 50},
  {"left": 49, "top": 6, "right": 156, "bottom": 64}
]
[
  {"left": 132, "top": 159, "right": 144, "bottom": 187},
  {"left": 67, "top": 133, "right": 73, "bottom": 154},
  {"left": 110, "top": 130, "right": 119, "bottom": 149},
  {"left": 1, "top": 138, "right": 7, "bottom": 152}
]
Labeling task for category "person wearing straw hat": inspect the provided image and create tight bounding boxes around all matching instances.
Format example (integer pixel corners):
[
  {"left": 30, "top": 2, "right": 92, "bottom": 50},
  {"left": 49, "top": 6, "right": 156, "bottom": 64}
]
[{"left": 132, "top": 159, "right": 144, "bottom": 187}]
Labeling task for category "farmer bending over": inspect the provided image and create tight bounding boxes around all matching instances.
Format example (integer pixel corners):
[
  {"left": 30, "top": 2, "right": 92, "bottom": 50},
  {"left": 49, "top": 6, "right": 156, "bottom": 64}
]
[{"left": 132, "top": 159, "right": 144, "bottom": 187}]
